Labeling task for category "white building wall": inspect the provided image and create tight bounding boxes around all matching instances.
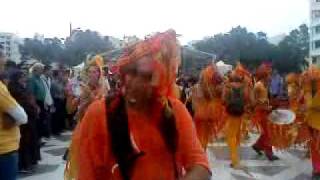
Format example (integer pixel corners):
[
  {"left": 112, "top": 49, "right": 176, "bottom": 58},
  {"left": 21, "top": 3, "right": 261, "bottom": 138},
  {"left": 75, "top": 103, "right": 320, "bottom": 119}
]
[
  {"left": 0, "top": 33, "right": 21, "bottom": 63},
  {"left": 310, "top": 0, "right": 320, "bottom": 64}
]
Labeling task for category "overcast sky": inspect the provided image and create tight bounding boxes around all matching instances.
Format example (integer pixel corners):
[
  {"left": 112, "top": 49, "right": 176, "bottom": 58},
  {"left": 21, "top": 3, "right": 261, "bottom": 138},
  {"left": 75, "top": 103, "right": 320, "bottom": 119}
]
[{"left": 0, "top": 0, "right": 310, "bottom": 44}]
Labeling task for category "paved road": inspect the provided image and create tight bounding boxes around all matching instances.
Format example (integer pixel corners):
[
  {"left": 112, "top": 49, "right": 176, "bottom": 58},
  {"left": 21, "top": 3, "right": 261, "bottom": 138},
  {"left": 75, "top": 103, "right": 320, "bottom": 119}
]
[{"left": 19, "top": 132, "right": 313, "bottom": 180}]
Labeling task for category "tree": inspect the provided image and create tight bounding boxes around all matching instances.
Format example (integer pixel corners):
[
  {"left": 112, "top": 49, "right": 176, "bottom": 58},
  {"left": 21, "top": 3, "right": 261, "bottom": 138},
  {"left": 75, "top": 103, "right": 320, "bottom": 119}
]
[
  {"left": 192, "top": 24, "right": 310, "bottom": 73},
  {"left": 274, "top": 24, "right": 309, "bottom": 73},
  {"left": 193, "top": 26, "right": 274, "bottom": 67},
  {"left": 63, "top": 30, "right": 114, "bottom": 66},
  {"left": 19, "top": 29, "right": 115, "bottom": 66},
  {"left": 20, "top": 37, "right": 64, "bottom": 65}
]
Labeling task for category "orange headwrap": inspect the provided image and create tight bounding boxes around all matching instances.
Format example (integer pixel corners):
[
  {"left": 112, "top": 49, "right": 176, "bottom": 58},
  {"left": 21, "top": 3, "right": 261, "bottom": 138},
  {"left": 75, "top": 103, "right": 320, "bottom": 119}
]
[
  {"left": 200, "top": 64, "right": 223, "bottom": 87},
  {"left": 116, "top": 29, "right": 180, "bottom": 98},
  {"left": 234, "top": 63, "right": 251, "bottom": 79},
  {"left": 230, "top": 63, "right": 252, "bottom": 87}
]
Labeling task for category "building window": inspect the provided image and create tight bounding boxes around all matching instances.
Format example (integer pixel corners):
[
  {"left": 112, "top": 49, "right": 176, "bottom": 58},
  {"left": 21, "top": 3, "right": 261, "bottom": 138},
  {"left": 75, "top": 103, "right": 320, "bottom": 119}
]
[
  {"left": 315, "top": 26, "right": 320, "bottom": 34},
  {"left": 313, "top": 10, "right": 320, "bottom": 19},
  {"left": 315, "top": 40, "right": 320, "bottom": 49}
]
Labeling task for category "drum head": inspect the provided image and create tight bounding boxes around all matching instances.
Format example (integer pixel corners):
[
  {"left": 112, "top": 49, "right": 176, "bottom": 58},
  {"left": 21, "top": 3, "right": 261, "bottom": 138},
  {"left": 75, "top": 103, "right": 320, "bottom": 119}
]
[{"left": 268, "top": 109, "right": 296, "bottom": 125}]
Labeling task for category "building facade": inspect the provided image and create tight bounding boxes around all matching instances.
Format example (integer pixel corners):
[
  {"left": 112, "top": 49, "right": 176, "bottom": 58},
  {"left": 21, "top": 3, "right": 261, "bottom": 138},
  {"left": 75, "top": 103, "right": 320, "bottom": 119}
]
[
  {"left": 310, "top": 0, "right": 320, "bottom": 65},
  {"left": 0, "top": 33, "right": 22, "bottom": 63}
]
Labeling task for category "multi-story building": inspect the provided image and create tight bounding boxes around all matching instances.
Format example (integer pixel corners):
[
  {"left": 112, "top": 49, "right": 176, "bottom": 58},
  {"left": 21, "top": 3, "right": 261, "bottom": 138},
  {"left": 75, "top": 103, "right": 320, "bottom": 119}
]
[
  {"left": 0, "top": 33, "right": 22, "bottom": 63},
  {"left": 310, "top": 0, "right": 320, "bottom": 64}
]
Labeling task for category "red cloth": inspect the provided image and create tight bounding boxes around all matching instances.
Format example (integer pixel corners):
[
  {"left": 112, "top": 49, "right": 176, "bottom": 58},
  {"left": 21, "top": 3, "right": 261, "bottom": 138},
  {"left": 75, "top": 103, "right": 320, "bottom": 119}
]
[
  {"left": 253, "top": 110, "right": 273, "bottom": 157},
  {"left": 311, "top": 129, "right": 320, "bottom": 173}
]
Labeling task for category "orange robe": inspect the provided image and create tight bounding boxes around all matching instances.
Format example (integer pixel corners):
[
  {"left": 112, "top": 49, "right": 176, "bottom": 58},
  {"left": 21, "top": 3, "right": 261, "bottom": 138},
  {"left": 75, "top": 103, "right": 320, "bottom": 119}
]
[
  {"left": 252, "top": 81, "right": 273, "bottom": 156},
  {"left": 287, "top": 74, "right": 310, "bottom": 145},
  {"left": 223, "top": 82, "right": 251, "bottom": 166},
  {"left": 66, "top": 98, "right": 209, "bottom": 180},
  {"left": 192, "top": 85, "right": 226, "bottom": 149}
]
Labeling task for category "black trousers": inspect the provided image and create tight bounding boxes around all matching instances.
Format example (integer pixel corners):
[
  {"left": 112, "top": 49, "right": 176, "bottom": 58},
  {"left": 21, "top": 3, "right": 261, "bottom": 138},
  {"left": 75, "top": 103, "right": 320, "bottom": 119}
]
[
  {"left": 36, "top": 100, "right": 51, "bottom": 138},
  {"left": 52, "top": 98, "right": 67, "bottom": 135}
]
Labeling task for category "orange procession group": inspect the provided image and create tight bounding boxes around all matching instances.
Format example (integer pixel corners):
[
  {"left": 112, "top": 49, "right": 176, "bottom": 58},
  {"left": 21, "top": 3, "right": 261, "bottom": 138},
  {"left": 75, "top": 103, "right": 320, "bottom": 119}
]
[{"left": 62, "top": 29, "right": 320, "bottom": 180}]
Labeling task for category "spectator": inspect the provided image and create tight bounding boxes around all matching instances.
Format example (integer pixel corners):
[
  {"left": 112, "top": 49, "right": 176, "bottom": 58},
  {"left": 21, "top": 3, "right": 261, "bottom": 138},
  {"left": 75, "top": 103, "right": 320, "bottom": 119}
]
[
  {"left": 51, "top": 70, "right": 67, "bottom": 135},
  {"left": 27, "top": 63, "right": 50, "bottom": 139},
  {"left": 270, "top": 70, "right": 283, "bottom": 98},
  {"left": 8, "top": 70, "right": 40, "bottom": 173},
  {"left": 0, "top": 51, "right": 28, "bottom": 180}
]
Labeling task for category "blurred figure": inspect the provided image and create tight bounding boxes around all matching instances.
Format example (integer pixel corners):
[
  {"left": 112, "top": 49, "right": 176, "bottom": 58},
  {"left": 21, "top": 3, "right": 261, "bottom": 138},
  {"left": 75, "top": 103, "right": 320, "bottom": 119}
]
[
  {"left": 252, "top": 63, "right": 279, "bottom": 161},
  {"left": 270, "top": 70, "right": 283, "bottom": 98},
  {"left": 0, "top": 51, "right": 28, "bottom": 180},
  {"left": 65, "top": 30, "right": 210, "bottom": 180},
  {"left": 51, "top": 69, "right": 67, "bottom": 135},
  {"left": 76, "top": 55, "right": 108, "bottom": 120},
  {"left": 28, "top": 63, "right": 51, "bottom": 139},
  {"left": 8, "top": 70, "right": 40, "bottom": 173}
]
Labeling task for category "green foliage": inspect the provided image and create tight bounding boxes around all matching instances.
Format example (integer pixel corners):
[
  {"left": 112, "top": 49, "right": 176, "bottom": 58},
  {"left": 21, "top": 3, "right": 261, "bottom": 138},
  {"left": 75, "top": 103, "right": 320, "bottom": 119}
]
[
  {"left": 274, "top": 24, "right": 309, "bottom": 73},
  {"left": 19, "top": 29, "right": 115, "bottom": 66},
  {"left": 193, "top": 24, "right": 309, "bottom": 73}
]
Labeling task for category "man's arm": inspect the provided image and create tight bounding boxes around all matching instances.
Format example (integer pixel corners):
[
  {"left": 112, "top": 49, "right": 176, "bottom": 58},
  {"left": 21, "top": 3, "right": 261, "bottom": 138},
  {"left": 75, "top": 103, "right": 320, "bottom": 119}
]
[
  {"left": 0, "top": 82, "right": 28, "bottom": 126},
  {"left": 183, "top": 165, "right": 211, "bottom": 180},
  {"left": 170, "top": 99, "right": 211, "bottom": 180}
]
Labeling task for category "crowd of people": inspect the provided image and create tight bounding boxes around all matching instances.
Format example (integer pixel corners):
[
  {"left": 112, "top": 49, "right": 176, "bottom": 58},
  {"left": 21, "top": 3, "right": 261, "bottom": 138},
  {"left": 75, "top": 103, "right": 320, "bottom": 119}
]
[
  {"left": 0, "top": 50, "right": 120, "bottom": 179},
  {"left": 1, "top": 29, "right": 320, "bottom": 180}
]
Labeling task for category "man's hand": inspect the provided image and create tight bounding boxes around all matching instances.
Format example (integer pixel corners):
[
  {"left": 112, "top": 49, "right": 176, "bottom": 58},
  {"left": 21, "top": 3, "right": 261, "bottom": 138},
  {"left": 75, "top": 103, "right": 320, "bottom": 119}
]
[{"left": 182, "top": 165, "right": 211, "bottom": 180}]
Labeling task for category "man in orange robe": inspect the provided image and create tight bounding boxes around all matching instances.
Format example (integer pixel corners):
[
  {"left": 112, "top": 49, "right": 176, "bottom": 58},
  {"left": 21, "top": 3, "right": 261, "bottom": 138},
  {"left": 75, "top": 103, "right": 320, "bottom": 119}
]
[
  {"left": 302, "top": 65, "right": 320, "bottom": 179},
  {"left": 252, "top": 63, "right": 279, "bottom": 161},
  {"left": 192, "top": 64, "right": 225, "bottom": 150},
  {"left": 222, "top": 64, "right": 253, "bottom": 169},
  {"left": 65, "top": 30, "right": 211, "bottom": 180}
]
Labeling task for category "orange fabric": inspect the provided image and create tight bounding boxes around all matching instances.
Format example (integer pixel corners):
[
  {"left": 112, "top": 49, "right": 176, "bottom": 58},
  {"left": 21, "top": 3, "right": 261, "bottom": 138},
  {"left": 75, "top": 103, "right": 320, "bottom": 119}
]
[
  {"left": 286, "top": 73, "right": 310, "bottom": 145},
  {"left": 68, "top": 98, "right": 209, "bottom": 180},
  {"left": 225, "top": 116, "right": 242, "bottom": 166},
  {"left": 117, "top": 30, "right": 180, "bottom": 98},
  {"left": 252, "top": 80, "right": 273, "bottom": 154},
  {"left": 223, "top": 68, "right": 251, "bottom": 166},
  {"left": 193, "top": 97, "right": 225, "bottom": 149},
  {"left": 192, "top": 65, "right": 225, "bottom": 149}
]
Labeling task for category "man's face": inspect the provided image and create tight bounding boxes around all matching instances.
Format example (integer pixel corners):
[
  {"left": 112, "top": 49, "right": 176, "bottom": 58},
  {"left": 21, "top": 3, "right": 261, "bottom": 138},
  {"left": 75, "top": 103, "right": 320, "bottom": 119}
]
[
  {"left": 88, "top": 66, "right": 100, "bottom": 84},
  {"left": 33, "top": 67, "right": 43, "bottom": 76},
  {"left": 123, "top": 56, "right": 154, "bottom": 108}
]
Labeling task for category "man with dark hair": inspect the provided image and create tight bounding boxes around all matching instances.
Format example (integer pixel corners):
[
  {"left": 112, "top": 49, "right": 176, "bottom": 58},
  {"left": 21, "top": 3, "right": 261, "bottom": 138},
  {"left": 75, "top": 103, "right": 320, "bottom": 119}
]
[{"left": 0, "top": 50, "right": 28, "bottom": 180}]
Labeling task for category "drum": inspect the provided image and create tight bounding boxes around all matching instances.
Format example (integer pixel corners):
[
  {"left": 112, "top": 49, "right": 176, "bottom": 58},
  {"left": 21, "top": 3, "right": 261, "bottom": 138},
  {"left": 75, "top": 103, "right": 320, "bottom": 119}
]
[{"left": 267, "top": 109, "right": 298, "bottom": 149}]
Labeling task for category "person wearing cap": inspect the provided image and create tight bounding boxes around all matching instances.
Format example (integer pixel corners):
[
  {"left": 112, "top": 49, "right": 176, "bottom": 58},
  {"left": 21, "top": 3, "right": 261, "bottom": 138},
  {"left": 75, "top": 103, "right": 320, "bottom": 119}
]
[{"left": 65, "top": 30, "right": 211, "bottom": 180}]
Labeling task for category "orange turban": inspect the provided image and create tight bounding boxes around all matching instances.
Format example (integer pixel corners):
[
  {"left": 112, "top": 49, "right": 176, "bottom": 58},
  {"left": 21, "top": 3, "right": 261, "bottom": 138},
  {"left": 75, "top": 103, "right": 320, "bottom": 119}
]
[
  {"left": 116, "top": 29, "right": 180, "bottom": 98},
  {"left": 200, "top": 64, "right": 223, "bottom": 87},
  {"left": 234, "top": 63, "right": 251, "bottom": 78}
]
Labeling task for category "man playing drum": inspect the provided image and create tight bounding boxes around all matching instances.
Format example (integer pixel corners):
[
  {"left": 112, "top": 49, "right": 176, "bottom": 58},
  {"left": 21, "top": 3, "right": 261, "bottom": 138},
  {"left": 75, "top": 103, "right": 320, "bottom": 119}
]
[{"left": 252, "top": 63, "right": 280, "bottom": 161}]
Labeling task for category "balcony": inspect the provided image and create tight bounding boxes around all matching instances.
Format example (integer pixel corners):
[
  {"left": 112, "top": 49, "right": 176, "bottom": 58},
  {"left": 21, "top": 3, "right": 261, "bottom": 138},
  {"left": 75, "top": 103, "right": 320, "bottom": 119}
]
[
  {"left": 311, "top": 48, "right": 320, "bottom": 57},
  {"left": 311, "top": 1, "right": 320, "bottom": 10},
  {"left": 311, "top": 18, "right": 320, "bottom": 27}
]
